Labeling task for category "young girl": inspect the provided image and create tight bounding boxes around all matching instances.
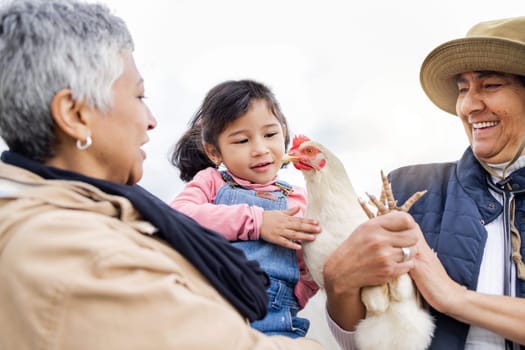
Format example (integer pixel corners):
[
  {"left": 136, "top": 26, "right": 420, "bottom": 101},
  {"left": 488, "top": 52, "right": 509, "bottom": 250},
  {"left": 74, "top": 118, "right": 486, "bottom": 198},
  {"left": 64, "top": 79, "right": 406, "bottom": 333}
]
[{"left": 170, "top": 79, "right": 321, "bottom": 338}]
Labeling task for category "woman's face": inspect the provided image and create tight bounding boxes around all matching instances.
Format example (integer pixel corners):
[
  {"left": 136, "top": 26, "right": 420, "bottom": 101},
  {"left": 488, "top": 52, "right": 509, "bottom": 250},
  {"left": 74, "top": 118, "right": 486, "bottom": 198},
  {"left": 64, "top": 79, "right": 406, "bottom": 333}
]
[
  {"left": 456, "top": 71, "right": 525, "bottom": 164},
  {"left": 88, "top": 51, "right": 157, "bottom": 184}
]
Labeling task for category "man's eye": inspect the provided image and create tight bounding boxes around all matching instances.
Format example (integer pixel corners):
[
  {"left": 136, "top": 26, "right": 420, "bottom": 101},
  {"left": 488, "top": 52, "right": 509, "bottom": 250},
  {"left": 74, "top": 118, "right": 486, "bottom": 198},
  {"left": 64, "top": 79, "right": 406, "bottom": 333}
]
[
  {"left": 457, "top": 85, "right": 468, "bottom": 94},
  {"left": 484, "top": 83, "right": 502, "bottom": 89}
]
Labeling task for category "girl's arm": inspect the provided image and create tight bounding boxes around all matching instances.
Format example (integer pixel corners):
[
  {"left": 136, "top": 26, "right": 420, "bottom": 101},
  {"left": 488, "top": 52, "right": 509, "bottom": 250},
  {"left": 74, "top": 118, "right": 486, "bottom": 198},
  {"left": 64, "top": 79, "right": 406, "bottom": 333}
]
[
  {"left": 289, "top": 186, "right": 320, "bottom": 307},
  {"left": 171, "top": 168, "right": 263, "bottom": 241},
  {"left": 295, "top": 248, "right": 319, "bottom": 308}
]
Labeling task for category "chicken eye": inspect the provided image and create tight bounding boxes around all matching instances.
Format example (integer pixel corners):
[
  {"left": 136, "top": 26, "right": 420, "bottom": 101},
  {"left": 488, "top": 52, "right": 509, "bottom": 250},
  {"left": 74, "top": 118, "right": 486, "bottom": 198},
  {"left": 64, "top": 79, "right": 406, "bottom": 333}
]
[{"left": 304, "top": 147, "right": 318, "bottom": 155}]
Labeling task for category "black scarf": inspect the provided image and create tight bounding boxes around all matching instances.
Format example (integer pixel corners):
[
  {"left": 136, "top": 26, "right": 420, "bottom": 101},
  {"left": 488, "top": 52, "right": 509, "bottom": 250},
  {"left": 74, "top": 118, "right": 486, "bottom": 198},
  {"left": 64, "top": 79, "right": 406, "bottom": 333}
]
[{"left": 1, "top": 151, "right": 269, "bottom": 322}]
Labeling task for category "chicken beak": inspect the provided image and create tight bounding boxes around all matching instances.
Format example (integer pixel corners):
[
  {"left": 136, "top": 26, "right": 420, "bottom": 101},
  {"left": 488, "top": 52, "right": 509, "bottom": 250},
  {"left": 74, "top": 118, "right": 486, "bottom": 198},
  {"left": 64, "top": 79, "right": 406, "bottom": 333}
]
[{"left": 282, "top": 154, "right": 299, "bottom": 164}]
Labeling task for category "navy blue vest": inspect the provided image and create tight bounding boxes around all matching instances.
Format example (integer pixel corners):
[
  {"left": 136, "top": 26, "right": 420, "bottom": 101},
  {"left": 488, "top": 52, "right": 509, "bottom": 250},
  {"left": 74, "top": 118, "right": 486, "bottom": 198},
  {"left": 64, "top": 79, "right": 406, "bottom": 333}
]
[{"left": 389, "top": 147, "right": 525, "bottom": 350}]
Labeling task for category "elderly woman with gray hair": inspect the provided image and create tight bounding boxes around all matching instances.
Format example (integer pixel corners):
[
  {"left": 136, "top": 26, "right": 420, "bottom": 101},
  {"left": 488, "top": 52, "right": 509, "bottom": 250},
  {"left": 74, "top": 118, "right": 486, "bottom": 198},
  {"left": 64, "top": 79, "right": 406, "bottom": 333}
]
[{"left": 0, "top": 0, "right": 330, "bottom": 348}]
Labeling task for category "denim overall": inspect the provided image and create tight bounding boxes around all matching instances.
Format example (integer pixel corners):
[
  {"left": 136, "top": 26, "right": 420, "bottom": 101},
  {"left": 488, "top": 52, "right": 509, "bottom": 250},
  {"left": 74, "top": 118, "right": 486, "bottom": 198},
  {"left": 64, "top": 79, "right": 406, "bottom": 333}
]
[{"left": 215, "top": 171, "right": 310, "bottom": 338}]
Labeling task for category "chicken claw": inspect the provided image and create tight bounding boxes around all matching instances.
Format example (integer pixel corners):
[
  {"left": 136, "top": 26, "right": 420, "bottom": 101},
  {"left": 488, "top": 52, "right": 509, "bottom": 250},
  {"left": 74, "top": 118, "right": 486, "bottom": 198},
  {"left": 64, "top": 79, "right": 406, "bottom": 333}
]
[{"left": 362, "top": 170, "right": 426, "bottom": 216}]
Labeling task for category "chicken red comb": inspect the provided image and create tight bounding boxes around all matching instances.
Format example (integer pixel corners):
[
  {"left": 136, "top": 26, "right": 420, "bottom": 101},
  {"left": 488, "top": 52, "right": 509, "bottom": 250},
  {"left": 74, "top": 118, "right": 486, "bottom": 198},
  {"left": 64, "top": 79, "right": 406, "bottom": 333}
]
[{"left": 291, "top": 135, "right": 310, "bottom": 149}]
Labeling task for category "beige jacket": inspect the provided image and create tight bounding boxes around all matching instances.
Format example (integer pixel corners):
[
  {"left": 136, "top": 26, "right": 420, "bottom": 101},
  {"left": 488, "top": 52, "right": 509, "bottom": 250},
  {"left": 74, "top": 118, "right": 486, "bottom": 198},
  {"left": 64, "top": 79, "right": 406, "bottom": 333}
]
[{"left": 0, "top": 161, "right": 324, "bottom": 350}]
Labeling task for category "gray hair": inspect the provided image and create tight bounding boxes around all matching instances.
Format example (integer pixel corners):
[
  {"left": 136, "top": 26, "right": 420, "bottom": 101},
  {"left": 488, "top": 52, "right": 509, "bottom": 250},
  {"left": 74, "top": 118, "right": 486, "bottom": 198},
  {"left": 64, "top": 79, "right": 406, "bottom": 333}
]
[{"left": 0, "top": 0, "right": 134, "bottom": 162}]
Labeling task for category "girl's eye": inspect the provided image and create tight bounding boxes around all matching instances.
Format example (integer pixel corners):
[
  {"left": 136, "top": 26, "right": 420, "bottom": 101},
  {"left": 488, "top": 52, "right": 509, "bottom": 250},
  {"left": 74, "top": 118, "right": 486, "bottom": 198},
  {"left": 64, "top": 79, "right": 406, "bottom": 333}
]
[
  {"left": 233, "top": 139, "right": 248, "bottom": 144},
  {"left": 265, "top": 132, "right": 278, "bottom": 138}
]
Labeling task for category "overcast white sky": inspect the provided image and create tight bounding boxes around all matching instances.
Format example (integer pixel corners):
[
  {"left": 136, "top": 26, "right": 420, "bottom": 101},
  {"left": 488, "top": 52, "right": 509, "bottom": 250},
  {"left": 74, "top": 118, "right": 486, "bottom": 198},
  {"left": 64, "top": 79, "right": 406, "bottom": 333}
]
[
  {"left": 94, "top": 0, "right": 524, "bottom": 204},
  {"left": 0, "top": 1, "right": 522, "bottom": 202}
]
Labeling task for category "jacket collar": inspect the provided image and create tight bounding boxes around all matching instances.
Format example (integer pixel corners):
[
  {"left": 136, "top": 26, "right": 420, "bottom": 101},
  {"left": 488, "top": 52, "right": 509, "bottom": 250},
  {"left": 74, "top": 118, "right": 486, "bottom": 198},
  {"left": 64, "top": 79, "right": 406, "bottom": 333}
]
[{"left": 457, "top": 147, "right": 525, "bottom": 224}]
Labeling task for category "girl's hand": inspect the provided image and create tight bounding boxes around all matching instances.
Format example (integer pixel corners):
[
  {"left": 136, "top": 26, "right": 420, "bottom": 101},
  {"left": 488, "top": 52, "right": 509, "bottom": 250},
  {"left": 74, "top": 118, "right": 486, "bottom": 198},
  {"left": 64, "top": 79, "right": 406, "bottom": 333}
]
[{"left": 261, "top": 207, "right": 321, "bottom": 249}]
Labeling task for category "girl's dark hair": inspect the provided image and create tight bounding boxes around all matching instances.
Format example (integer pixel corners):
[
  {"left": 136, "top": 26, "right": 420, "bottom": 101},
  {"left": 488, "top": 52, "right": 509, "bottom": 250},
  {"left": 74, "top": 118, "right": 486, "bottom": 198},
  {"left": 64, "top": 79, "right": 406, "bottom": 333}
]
[{"left": 171, "top": 79, "right": 290, "bottom": 182}]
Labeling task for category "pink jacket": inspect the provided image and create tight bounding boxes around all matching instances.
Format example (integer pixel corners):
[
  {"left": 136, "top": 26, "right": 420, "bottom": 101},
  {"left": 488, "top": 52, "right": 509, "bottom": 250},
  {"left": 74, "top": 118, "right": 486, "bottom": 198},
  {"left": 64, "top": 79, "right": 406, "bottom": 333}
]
[{"left": 171, "top": 167, "right": 319, "bottom": 308}]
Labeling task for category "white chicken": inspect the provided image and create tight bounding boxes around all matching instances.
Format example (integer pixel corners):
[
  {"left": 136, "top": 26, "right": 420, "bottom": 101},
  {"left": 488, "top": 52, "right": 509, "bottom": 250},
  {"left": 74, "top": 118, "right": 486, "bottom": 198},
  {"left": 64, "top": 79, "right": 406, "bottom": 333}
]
[{"left": 283, "top": 135, "right": 435, "bottom": 350}]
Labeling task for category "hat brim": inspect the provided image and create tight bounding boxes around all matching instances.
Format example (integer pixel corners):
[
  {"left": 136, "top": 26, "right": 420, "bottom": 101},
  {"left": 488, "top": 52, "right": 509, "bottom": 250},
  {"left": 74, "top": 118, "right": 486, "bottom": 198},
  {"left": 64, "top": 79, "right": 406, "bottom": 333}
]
[{"left": 420, "top": 37, "right": 525, "bottom": 115}]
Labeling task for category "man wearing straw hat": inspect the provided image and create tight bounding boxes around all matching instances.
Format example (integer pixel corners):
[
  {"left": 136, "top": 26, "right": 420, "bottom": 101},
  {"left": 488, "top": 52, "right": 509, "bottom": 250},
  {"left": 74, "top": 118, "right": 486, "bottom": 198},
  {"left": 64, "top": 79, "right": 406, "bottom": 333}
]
[{"left": 323, "top": 16, "right": 525, "bottom": 350}]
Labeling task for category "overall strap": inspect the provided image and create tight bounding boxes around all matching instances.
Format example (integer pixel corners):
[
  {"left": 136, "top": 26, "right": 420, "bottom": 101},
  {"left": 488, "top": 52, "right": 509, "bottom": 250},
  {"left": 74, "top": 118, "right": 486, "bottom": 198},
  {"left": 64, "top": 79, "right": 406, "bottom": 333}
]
[
  {"left": 274, "top": 180, "right": 293, "bottom": 196},
  {"left": 220, "top": 171, "right": 239, "bottom": 188}
]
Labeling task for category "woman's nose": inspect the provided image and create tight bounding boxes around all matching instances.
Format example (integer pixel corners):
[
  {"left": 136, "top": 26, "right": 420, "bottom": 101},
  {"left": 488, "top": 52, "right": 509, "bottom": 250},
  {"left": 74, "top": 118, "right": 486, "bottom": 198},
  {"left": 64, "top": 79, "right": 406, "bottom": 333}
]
[
  {"left": 456, "top": 88, "right": 484, "bottom": 117},
  {"left": 147, "top": 106, "right": 157, "bottom": 130}
]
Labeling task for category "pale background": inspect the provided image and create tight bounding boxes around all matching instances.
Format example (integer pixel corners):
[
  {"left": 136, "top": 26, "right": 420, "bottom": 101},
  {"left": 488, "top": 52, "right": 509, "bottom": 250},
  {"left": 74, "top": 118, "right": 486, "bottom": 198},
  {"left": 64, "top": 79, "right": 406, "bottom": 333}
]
[{"left": 2, "top": 1, "right": 524, "bottom": 348}]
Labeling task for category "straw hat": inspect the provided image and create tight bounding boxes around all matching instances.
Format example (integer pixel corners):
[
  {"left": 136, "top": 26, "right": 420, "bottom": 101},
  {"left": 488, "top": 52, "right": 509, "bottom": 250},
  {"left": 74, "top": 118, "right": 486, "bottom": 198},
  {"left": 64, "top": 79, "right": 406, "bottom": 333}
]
[{"left": 420, "top": 16, "right": 525, "bottom": 115}]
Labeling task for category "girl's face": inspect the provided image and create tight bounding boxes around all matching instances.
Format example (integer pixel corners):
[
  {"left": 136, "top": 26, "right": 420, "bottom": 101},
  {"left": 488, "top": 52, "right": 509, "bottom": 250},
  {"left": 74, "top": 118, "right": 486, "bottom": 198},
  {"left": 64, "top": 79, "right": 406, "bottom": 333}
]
[
  {"left": 205, "top": 99, "right": 286, "bottom": 184},
  {"left": 456, "top": 71, "right": 525, "bottom": 164}
]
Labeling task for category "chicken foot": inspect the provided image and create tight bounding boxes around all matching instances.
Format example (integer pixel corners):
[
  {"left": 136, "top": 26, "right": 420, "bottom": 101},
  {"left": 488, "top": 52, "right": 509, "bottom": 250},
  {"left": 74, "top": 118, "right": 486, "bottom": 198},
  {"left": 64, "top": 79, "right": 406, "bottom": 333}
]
[{"left": 359, "top": 170, "right": 427, "bottom": 218}]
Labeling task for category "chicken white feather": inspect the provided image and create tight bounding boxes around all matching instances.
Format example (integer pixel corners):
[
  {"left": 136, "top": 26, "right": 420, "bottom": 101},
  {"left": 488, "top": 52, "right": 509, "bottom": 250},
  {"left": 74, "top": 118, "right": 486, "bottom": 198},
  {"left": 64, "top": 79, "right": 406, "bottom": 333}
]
[{"left": 284, "top": 135, "right": 435, "bottom": 350}]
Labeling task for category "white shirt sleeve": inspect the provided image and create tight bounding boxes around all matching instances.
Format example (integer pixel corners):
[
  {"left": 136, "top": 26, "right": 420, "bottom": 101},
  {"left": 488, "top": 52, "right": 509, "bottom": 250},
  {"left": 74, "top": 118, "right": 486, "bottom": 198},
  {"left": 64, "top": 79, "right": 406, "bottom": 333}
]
[{"left": 325, "top": 306, "right": 358, "bottom": 350}]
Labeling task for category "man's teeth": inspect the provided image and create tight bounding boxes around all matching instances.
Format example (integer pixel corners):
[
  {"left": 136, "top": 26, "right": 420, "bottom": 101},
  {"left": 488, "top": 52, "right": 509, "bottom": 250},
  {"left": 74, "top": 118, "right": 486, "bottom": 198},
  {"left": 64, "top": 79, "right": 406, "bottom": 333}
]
[{"left": 473, "top": 121, "right": 498, "bottom": 129}]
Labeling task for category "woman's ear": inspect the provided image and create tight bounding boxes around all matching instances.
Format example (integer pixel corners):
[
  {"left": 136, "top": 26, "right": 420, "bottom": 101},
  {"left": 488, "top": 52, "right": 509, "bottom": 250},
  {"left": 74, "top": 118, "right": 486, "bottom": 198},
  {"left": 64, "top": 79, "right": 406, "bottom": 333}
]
[
  {"left": 203, "top": 143, "right": 222, "bottom": 166},
  {"left": 50, "top": 89, "right": 91, "bottom": 140}
]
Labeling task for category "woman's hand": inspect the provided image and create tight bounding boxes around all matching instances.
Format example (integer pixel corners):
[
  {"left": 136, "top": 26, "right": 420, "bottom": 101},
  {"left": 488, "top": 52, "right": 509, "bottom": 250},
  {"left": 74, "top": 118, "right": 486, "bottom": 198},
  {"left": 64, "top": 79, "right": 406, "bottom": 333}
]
[
  {"left": 323, "top": 211, "right": 420, "bottom": 331},
  {"left": 409, "top": 229, "right": 467, "bottom": 314},
  {"left": 410, "top": 225, "right": 525, "bottom": 345}
]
